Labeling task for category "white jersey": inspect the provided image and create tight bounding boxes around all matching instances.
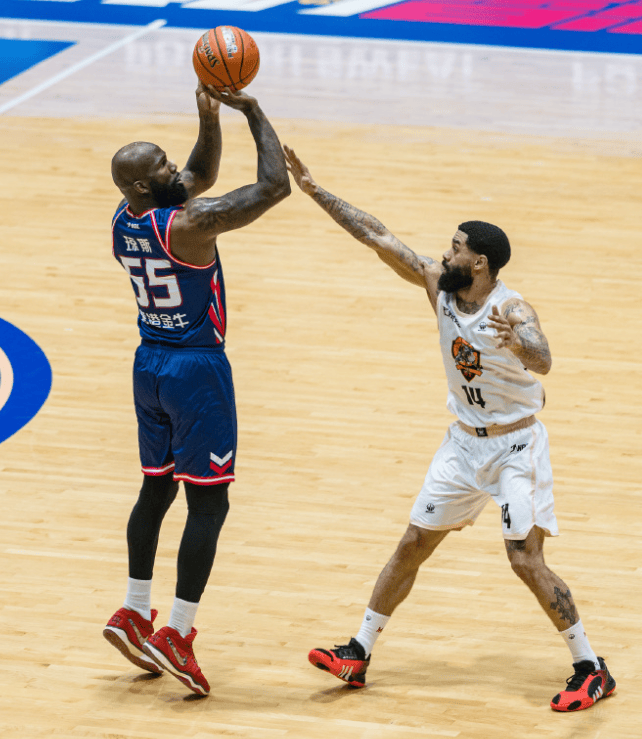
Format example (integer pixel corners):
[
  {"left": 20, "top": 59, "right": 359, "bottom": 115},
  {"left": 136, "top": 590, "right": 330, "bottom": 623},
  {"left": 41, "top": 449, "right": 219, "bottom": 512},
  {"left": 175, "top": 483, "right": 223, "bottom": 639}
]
[{"left": 437, "top": 280, "right": 545, "bottom": 427}]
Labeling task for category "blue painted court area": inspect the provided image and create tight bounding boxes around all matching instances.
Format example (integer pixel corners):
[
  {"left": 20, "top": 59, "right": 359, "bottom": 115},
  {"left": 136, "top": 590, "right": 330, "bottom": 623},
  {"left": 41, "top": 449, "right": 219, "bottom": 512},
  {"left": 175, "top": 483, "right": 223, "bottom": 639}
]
[
  {"left": 2, "top": 0, "right": 642, "bottom": 54},
  {"left": 0, "top": 37, "right": 74, "bottom": 85},
  {"left": 0, "top": 318, "right": 52, "bottom": 444}
]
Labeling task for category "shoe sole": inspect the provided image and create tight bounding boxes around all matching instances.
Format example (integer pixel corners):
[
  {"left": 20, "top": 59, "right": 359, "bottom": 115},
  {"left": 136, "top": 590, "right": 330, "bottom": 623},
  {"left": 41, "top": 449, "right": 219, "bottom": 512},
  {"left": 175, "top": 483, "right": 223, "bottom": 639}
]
[
  {"left": 142, "top": 642, "right": 209, "bottom": 696},
  {"left": 551, "top": 678, "right": 616, "bottom": 712},
  {"left": 103, "top": 626, "right": 163, "bottom": 674},
  {"left": 309, "top": 652, "right": 367, "bottom": 688}
]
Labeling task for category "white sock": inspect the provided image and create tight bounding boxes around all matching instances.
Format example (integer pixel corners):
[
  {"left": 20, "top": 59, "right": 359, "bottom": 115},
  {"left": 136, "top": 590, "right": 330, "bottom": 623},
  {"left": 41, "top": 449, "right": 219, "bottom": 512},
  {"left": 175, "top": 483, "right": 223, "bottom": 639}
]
[
  {"left": 560, "top": 620, "right": 600, "bottom": 670},
  {"left": 168, "top": 597, "right": 199, "bottom": 638},
  {"left": 355, "top": 607, "right": 390, "bottom": 657},
  {"left": 123, "top": 578, "right": 152, "bottom": 621}
]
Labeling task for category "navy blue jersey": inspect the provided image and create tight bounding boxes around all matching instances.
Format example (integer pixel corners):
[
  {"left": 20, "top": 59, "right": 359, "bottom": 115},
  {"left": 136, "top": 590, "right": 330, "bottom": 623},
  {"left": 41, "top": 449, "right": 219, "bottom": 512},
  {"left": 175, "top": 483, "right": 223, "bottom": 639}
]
[{"left": 112, "top": 203, "right": 227, "bottom": 348}]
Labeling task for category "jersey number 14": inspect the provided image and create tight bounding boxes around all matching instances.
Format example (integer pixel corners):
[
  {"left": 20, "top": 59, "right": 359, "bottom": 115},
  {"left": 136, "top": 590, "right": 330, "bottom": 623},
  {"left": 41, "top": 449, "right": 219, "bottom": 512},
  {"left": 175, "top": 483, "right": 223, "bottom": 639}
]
[{"left": 461, "top": 385, "right": 486, "bottom": 409}]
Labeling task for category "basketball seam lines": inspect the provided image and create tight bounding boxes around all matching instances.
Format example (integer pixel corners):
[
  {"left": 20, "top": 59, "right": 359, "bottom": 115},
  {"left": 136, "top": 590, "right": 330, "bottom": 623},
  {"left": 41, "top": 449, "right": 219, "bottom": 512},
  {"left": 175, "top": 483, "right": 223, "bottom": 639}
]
[
  {"left": 194, "top": 51, "right": 227, "bottom": 88},
  {"left": 215, "top": 28, "right": 237, "bottom": 92},
  {"left": 195, "top": 28, "right": 258, "bottom": 91},
  {"left": 239, "top": 61, "right": 259, "bottom": 84},
  {"left": 239, "top": 33, "right": 259, "bottom": 85}
]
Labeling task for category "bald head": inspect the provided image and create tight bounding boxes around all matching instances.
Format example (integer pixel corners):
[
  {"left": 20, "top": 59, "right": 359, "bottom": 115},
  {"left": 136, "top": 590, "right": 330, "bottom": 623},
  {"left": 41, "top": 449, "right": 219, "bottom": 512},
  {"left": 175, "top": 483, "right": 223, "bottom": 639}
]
[{"left": 111, "top": 142, "right": 162, "bottom": 191}]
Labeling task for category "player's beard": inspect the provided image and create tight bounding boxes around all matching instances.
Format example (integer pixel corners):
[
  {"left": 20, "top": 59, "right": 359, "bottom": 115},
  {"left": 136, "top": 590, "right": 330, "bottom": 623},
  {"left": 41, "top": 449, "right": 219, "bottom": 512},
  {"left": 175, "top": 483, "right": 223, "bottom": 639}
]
[
  {"left": 149, "top": 176, "right": 189, "bottom": 208},
  {"left": 437, "top": 262, "right": 474, "bottom": 293}
]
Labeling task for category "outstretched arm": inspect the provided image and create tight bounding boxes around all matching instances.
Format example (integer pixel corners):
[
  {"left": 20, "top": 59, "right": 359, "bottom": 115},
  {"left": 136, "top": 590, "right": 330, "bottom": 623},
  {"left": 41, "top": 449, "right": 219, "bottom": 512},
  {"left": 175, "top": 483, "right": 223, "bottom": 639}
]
[
  {"left": 284, "top": 145, "right": 442, "bottom": 310},
  {"left": 170, "top": 88, "right": 291, "bottom": 265},
  {"left": 179, "top": 83, "right": 223, "bottom": 199},
  {"left": 487, "top": 301, "right": 552, "bottom": 374}
]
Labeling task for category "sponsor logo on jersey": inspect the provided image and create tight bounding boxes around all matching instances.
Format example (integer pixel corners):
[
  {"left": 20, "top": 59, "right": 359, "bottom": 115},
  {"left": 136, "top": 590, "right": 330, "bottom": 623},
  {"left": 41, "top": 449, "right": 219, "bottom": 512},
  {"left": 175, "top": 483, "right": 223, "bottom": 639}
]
[
  {"left": 509, "top": 443, "right": 528, "bottom": 454},
  {"left": 452, "top": 336, "right": 483, "bottom": 382},
  {"left": 426, "top": 503, "right": 435, "bottom": 513}
]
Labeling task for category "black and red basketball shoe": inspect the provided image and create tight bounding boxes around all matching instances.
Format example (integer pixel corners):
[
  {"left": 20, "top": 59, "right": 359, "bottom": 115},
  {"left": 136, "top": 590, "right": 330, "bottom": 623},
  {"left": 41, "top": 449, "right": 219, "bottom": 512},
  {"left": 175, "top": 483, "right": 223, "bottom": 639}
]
[
  {"left": 308, "top": 638, "right": 370, "bottom": 687},
  {"left": 551, "top": 657, "right": 616, "bottom": 712}
]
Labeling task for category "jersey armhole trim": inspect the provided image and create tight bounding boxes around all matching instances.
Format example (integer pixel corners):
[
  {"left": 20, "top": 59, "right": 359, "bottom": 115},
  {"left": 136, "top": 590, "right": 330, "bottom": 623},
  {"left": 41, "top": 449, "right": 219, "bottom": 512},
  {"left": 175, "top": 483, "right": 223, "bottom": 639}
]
[
  {"left": 163, "top": 208, "right": 217, "bottom": 271},
  {"left": 111, "top": 205, "right": 128, "bottom": 257}
]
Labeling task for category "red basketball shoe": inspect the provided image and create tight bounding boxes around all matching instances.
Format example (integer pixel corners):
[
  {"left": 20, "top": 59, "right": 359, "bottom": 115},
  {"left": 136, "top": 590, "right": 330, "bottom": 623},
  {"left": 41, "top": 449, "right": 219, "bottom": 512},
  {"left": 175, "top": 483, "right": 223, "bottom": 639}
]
[
  {"left": 308, "top": 638, "right": 370, "bottom": 687},
  {"left": 551, "top": 657, "right": 616, "bottom": 711},
  {"left": 143, "top": 626, "right": 210, "bottom": 696},
  {"left": 103, "top": 607, "right": 163, "bottom": 674}
]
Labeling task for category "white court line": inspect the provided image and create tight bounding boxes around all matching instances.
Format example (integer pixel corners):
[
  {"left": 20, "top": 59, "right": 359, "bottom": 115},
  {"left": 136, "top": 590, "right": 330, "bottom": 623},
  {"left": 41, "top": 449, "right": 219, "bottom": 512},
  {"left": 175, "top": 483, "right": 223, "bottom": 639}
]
[{"left": 0, "top": 18, "right": 167, "bottom": 114}]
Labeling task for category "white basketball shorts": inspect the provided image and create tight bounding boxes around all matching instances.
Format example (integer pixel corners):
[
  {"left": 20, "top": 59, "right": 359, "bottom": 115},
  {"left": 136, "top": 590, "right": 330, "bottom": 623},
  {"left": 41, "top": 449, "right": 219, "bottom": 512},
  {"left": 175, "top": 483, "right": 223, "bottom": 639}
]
[{"left": 410, "top": 419, "right": 559, "bottom": 540}]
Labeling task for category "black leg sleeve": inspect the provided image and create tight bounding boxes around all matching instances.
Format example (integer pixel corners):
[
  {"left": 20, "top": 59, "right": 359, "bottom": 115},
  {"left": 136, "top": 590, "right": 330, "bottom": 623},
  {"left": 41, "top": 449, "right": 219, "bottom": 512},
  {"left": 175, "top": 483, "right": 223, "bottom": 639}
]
[
  {"left": 176, "top": 482, "right": 230, "bottom": 603},
  {"left": 127, "top": 473, "right": 179, "bottom": 580}
]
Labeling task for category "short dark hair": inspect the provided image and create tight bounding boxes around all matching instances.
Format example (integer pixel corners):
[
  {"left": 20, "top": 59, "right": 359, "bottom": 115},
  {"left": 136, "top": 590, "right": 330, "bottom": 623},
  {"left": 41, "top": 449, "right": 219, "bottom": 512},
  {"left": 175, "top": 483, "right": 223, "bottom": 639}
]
[{"left": 458, "top": 221, "right": 511, "bottom": 275}]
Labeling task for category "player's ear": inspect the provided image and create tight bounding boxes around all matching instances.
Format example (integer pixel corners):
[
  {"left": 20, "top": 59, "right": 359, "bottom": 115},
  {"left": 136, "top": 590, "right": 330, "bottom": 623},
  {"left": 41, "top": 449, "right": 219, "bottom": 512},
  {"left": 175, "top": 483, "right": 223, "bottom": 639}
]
[
  {"left": 133, "top": 180, "right": 150, "bottom": 194},
  {"left": 474, "top": 254, "right": 488, "bottom": 272}
]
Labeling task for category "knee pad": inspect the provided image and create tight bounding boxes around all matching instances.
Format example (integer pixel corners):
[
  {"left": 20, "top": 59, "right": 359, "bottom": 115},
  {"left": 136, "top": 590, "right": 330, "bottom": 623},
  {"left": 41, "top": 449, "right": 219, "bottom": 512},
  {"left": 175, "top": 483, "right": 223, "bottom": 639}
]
[
  {"left": 184, "top": 481, "right": 230, "bottom": 518},
  {"left": 139, "top": 473, "right": 179, "bottom": 510}
]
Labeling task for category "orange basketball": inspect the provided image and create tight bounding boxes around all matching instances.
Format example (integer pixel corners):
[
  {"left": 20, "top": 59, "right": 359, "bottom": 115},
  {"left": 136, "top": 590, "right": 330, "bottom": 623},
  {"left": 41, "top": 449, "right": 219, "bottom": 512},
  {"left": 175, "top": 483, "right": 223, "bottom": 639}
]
[{"left": 193, "top": 26, "right": 260, "bottom": 92}]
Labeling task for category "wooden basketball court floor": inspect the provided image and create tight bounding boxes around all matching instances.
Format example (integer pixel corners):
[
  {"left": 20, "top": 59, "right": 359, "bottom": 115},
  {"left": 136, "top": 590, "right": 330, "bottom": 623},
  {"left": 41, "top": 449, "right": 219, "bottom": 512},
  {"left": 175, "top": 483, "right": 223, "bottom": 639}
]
[{"left": 1, "top": 17, "right": 641, "bottom": 739}]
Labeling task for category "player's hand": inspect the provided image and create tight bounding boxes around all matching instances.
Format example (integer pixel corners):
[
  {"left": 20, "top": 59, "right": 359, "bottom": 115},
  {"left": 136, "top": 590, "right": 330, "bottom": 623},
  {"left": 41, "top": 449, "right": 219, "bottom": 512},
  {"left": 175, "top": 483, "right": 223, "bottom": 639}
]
[
  {"left": 487, "top": 305, "right": 517, "bottom": 350},
  {"left": 283, "top": 145, "right": 318, "bottom": 196},
  {"left": 196, "top": 82, "right": 221, "bottom": 115},
  {"left": 205, "top": 85, "right": 258, "bottom": 113}
]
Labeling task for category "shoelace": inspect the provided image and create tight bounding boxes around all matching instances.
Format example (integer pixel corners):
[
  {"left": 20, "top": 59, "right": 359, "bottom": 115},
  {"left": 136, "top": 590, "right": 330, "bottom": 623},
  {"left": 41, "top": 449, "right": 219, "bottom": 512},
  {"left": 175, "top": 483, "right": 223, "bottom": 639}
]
[
  {"left": 333, "top": 642, "right": 365, "bottom": 660},
  {"left": 565, "top": 666, "right": 595, "bottom": 691}
]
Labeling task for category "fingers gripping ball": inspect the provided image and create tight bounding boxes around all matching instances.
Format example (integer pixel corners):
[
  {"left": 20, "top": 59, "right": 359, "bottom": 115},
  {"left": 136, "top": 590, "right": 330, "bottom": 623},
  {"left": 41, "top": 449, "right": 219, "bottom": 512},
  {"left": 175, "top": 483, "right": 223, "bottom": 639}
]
[{"left": 193, "top": 26, "right": 260, "bottom": 92}]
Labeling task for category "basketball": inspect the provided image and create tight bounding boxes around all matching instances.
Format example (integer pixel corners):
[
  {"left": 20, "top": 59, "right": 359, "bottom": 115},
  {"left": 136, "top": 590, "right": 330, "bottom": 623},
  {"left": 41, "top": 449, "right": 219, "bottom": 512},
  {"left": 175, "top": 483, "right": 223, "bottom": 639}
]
[{"left": 193, "top": 26, "right": 260, "bottom": 92}]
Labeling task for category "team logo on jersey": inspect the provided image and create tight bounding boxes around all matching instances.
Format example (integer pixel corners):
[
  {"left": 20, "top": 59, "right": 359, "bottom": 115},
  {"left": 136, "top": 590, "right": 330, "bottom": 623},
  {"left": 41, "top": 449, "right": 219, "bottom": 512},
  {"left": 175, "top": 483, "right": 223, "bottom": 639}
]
[
  {"left": 210, "top": 450, "right": 233, "bottom": 475},
  {"left": 452, "top": 337, "right": 483, "bottom": 382}
]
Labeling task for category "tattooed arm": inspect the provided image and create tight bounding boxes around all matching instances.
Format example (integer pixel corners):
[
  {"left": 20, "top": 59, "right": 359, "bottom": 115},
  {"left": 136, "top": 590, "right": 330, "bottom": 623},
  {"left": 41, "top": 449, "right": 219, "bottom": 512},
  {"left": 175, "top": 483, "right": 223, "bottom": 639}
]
[
  {"left": 487, "top": 300, "right": 552, "bottom": 374},
  {"left": 170, "top": 89, "right": 290, "bottom": 266},
  {"left": 178, "top": 83, "right": 223, "bottom": 199},
  {"left": 283, "top": 145, "right": 443, "bottom": 311}
]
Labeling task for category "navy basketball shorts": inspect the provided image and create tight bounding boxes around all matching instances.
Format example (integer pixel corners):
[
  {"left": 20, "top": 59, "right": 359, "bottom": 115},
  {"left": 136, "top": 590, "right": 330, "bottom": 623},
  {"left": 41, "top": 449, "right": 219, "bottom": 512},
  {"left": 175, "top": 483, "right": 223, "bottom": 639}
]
[
  {"left": 133, "top": 343, "right": 237, "bottom": 486},
  {"left": 410, "top": 419, "right": 558, "bottom": 540}
]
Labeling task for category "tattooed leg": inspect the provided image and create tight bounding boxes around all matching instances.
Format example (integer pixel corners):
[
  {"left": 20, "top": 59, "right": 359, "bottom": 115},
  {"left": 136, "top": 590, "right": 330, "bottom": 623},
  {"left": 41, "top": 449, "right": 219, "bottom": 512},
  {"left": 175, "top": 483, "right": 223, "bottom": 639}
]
[
  {"left": 505, "top": 526, "right": 581, "bottom": 631},
  {"left": 550, "top": 586, "right": 579, "bottom": 626}
]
